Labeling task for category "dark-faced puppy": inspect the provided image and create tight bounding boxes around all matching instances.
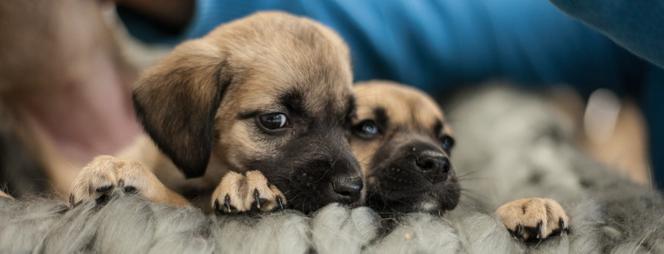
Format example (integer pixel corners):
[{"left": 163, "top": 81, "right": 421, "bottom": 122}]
[
  {"left": 350, "top": 81, "right": 460, "bottom": 215},
  {"left": 69, "top": 12, "right": 363, "bottom": 214},
  {"left": 351, "top": 81, "right": 570, "bottom": 242}
]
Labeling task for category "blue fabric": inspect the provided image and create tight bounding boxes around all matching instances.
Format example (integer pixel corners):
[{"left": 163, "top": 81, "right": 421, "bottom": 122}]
[
  {"left": 550, "top": 0, "right": 664, "bottom": 69},
  {"left": 642, "top": 70, "right": 664, "bottom": 188},
  {"left": 119, "top": 0, "right": 664, "bottom": 187}
]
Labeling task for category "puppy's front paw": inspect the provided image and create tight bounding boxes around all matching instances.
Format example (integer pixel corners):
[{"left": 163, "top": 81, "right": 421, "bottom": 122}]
[
  {"left": 496, "top": 198, "right": 569, "bottom": 242},
  {"left": 0, "top": 191, "right": 13, "bottom": 200},
  {"left": 211, "top": 170, "right": 285, "bottom": 214},
  {"left": 69, "top": 155, "right": 186, "bottom": 207}
]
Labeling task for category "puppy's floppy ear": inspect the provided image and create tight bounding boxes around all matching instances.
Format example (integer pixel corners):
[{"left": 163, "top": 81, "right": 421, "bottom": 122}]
[{"left": 132, "top": 40, "right": 230, "bottom": 178}]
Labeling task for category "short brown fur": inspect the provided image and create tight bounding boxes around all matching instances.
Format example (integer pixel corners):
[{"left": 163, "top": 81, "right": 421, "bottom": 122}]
[
  {"left": 351, "top": 81, "right": 568, "bottom": 241},
  {"left": 70, "top": 12, "right": 361, "bottom": 214}
]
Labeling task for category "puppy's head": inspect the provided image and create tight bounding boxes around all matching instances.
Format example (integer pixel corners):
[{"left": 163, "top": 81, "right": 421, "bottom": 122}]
[
  {"left": 133, "top": 12, "right": 362, "bottom": 213},
  {"left": 350, "top": 81, "right": 460, "bottom": 214}
]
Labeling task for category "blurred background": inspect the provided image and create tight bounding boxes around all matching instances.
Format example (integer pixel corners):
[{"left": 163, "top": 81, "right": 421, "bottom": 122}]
[{"left": 0, "top": 0, "right": 659, "bottom": 198}]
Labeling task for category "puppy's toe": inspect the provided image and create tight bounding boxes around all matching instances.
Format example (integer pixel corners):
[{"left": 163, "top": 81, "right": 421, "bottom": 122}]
[
  {"left": 0, "top": 191, "right": 14, "bottom": 200},
  {"left": 496, "top": 198, "right": 569, "bottom": 242},
  {"left": 212, "top": 171, "right": 246, "bottom": 213},
  {"left": 69, "top": 156, "right": 121, "bottom": 206},
  {"left": 270, "top": 184, "right": 286, "bottom": 210},
  {"left": 244, "top": 170, "right": 286, "bottom": 212}
]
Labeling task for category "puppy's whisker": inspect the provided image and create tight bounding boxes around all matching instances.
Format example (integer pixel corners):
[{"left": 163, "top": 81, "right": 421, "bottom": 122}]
[
  {"left": 458, "top": 187, "right": 481, "bottom": 193},
  {"left": 458, "top": 189, "right": 487, "bottom": 205},
  {"left": 329, "top": 158, "right": 338, "bottom": 169},
  {"left": 454, "top": 169, "right": 481, "bottom": 178},
  {"left": 456, "top": 176, "right": 490, "bottom": 182},
  {"left": 459, "top": 192, "right": 484, "bottom": 203},
  {"left": 455, "top": 169, "right": 490, "bottom": 183},
  {"left": 312, "top": 167, "right": 334, "bottom": 185}
]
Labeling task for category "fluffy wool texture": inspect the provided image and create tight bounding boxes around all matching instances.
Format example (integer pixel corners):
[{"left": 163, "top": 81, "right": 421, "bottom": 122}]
[{"left": 1, "top": 86, "right": 663, "bottom": 253}]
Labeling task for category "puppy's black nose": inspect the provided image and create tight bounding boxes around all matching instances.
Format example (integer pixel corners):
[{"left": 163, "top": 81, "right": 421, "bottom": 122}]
[
  {"left": 330, "top": 176, "right": 363, "bottom": 204},
  {"left": 415, "top": 151, "right": 450, "bottom": 173}
]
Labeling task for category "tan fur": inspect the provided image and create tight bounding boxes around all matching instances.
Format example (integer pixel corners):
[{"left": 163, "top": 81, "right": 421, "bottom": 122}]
[
  {"left": 0, "top": 191, "right": 12, "bottom": 200},
  {"left": 496, "top": 198, "right": 569, "bottom": 241},
  {"left": 69, "top": 156, "right": 188, "bottom": 207},
  {"left": 211, "top": 171, "right": 245, "bottom": 211},
  {"left": 69, "top": 12, "right": 354, "bottom": 211},
  {"left": 211, "top": 170, "right": 285, "bottom": 213},
  {"left": 206, "top": 12, "right": 352, "bottom": 175}
]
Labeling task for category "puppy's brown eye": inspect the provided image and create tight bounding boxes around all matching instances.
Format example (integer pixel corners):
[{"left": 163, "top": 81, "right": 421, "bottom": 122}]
[
  {"left": 440, "top": 135, "right": 455, "bottom": 152},
  {"left": 257, "top": 113, "right": 289, "bottom": 131},
  {"left": 353, "top": 120, "right": 379, "bottom": 139}
]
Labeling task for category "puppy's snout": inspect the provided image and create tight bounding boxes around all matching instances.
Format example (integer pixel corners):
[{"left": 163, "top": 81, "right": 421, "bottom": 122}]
[
  {"left": 415, "top": 151, "right": 450, "bottom": 173},
  {"left": 330, "top": 175, "right": 363, "bottom": 204}
]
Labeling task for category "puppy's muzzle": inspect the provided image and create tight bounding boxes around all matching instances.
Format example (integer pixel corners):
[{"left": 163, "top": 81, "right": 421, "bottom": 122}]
[{"left": 279, "top": 132, "right": 364, "bottom": 211}]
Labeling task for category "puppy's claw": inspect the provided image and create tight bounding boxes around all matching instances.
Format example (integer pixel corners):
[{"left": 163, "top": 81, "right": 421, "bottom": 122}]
[
  {"left": 270, "top": 184, "right": 287, "bottom": 210},
  {"left": 253, "top": 189, "right": 262, "bottom": 210},
  {"left": 68, "top": 194, "right": 79, "bottom": 207},
  {"left": 95, "top": 193, "right": 111, "bottom": 206},
  {"left": 535, "top": 221, "right": 543, "bottom": 239},
  {"left": 223, "top": 194, "right": 234, "bottom": 213},
  {"left": 551, "top": 218, "right": 570, "bottom": 236},
  {"left": 124, "top": 186, "right": 138, "bottom": 194},
  {"left": 276, "top": 196, "right": 285, "bottom": 210},
  {"left": 510, "top": 225, "right": 524, "bottom": 239}
]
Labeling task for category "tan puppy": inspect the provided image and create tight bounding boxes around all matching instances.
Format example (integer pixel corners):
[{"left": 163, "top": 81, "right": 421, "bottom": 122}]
[
  {"left": 350, "top": 81, "right": 569, "bottom": 241},
  {"left": 69, "top": 12, "right": 364, "bottom": 214},
  {"left": 0, "top": 191, "right": 12, "bottom": 200}
]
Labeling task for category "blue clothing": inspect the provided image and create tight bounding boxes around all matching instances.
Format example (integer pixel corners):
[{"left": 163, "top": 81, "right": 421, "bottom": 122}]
[
  {"left": 550, "top": 0, "right": 664, "bottom": 69},
  {"left": 119, "top": 0, "right": 664, "bottom": 187}
]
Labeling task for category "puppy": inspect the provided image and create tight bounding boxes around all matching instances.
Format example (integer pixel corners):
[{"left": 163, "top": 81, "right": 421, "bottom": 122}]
[
  {"left": 0, "top": 191, "right": 11, "bottom": 200},
  {"left": 69, "top": 12, "right": 363, "bottom": 214},
  {"left": 350, "top": 81, "right": 569, "bottom": 241}
]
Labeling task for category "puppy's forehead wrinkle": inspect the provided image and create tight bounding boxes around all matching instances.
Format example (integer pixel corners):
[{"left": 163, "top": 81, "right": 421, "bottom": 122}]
[
  {"left": 373, "top": 107, "right": 389, "bottom": 129},
  {"left": 221, "top": 49, "right": 352, "bottom": 119},
  {"left": 279, "top": 89, "right": 307, "bottom": 116},
  {"left": 344, "top": 96, "right": 357, "bottom": 124},
  {"left": 433, "top": 120, "right": 444, "bottom": 135}
]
